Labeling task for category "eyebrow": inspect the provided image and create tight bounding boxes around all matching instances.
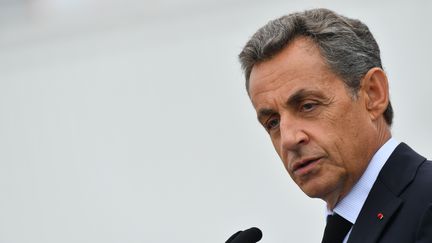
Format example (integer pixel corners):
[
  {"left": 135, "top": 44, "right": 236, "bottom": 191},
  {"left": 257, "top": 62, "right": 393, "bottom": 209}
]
[
  {"left": 257, "top": 108, "right": 277, "bottom": 124},
  {"left": 256, "top": 89, "right": 325, "bottom": 123},
  {"left": 287, "top": 89, "right": 314, "bottom": 106}
]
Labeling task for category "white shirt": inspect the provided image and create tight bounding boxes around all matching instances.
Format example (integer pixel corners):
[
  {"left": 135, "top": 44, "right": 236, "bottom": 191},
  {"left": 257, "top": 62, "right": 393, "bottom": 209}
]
[{"left": 326, "top": 138, "right": 399, "bottom": 243}]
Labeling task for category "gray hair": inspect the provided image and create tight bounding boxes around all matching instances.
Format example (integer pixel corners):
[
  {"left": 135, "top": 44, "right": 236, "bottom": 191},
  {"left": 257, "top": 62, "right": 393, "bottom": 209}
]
[{"left": 239, "top": 8, "right": 393, "bottom": 125}]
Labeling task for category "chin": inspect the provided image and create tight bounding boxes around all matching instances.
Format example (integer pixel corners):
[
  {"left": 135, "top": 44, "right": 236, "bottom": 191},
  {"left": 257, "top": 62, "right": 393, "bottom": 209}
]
[
  {"left": 296, "top": 166, "right": 347, "bottom": 200},
  {"left": 302, "top": 188, "right": 328, "bottom": 199},
  {"left": 298, "top": 180, "right": 340, "bottom": 200}
]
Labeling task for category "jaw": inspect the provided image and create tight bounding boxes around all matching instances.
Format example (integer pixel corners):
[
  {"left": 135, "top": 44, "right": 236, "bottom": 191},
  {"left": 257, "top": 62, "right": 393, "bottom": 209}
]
[{"left": 290, "top": 165, "right": 349, "bottom": 209}]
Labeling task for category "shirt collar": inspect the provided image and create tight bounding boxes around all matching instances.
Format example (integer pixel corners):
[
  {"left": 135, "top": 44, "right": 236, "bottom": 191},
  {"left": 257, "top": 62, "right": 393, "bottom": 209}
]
[{"left": 327, "top": 137, "right": 399, "bottom": 223}]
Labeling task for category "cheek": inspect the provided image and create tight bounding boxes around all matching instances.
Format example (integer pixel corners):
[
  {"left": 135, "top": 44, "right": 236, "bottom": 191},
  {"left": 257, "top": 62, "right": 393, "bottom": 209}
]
[
  {"left": 319, "top": 110, "right": 370, "bottom": 175},
  {"left": 271, "top": 137, "right": 286, "bottom": 165},
  {"left": 306, "top": 119, "right": 352, "bottom": 170},
  {"left": 319, "top": 100, "right": 364, "bottom": 143}
]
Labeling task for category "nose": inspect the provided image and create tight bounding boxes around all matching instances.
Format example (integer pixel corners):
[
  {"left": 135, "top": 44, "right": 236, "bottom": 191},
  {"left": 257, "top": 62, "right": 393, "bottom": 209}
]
[{"left": 279, "top": 118, "right": 309, "bottom": 152}]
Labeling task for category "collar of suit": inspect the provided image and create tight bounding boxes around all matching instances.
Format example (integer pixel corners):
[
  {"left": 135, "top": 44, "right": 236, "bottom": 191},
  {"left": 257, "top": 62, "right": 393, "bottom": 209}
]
[{"left": 346, "top": 143, "right": 427, "bottom": 242}]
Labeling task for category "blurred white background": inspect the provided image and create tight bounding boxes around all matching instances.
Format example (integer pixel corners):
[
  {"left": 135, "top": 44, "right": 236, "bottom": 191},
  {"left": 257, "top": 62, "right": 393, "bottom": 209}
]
[{"left": 0, "top": 0, "right": 431, "bottom": 242}]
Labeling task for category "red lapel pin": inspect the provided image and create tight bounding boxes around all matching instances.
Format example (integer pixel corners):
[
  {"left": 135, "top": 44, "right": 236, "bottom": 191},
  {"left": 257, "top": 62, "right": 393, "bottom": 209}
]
[{"left": 377, "top": 213, "right": 384, "bottom": 220}]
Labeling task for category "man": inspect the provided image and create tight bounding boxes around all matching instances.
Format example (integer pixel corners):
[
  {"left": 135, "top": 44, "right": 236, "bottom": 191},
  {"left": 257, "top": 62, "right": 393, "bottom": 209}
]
[{"left": 238, "top": 8, "right": 432, "bottom": 243}]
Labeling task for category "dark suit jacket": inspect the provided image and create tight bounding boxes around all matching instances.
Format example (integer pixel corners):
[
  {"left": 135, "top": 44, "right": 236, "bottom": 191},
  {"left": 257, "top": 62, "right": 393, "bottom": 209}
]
[{"left": 347, "top": 143, "right": 432, "bottom": 243}]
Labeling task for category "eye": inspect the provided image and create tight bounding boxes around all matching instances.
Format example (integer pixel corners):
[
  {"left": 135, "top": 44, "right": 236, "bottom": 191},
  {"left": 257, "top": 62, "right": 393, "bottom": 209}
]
[
  {"left": 300, "top": 102, "right": 318, "bottom": 112},
  {"left": 265, "top": 117, "right": 280, "bottom": 131}
]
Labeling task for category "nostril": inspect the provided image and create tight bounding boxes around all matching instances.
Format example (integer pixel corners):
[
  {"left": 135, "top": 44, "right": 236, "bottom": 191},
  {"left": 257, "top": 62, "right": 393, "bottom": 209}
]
[
  {"left": 297, "top": 131, "right": 309, "bottom": 145},
  {"left": 299, "top": 136, "right": 309, "bottom": 145},
  {"left": 280, "top": 130, "right": 309, "bottom": 152}
]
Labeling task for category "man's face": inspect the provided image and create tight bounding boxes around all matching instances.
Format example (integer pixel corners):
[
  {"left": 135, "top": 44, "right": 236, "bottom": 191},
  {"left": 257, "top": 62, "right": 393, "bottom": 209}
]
[{"left": 248, "top": 37, "right": 376, "bottom": 206}]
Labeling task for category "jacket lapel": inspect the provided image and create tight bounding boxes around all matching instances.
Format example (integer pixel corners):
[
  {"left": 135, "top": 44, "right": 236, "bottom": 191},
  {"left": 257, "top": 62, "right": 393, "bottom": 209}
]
[
  {"left": 347, "top": 179, "right": 402, "bottom": 242},
  {"left": 347, "top": 143, "right": 426, "bottom": 243}
]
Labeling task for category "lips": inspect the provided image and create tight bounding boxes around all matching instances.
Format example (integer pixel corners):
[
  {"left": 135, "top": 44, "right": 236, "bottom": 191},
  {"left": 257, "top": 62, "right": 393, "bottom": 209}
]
[{"left": 292, "top": 157, "right": 321, "bottom": 175}]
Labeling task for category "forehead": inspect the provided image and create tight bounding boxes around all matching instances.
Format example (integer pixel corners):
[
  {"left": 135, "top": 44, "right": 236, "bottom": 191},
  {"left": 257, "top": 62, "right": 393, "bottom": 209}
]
[{"left": 248, "top": 37, "right": 337, "bottom": 105}]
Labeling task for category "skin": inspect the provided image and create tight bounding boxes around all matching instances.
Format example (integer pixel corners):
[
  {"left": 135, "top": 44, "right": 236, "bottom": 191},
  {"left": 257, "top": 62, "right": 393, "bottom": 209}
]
[{"left": 248, "top": 37, "right": 392, "bottom": 209}]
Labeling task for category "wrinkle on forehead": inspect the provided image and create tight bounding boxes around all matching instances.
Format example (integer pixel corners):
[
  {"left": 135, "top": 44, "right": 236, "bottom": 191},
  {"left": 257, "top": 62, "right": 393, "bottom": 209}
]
[{"left": 248, "top": 37, "right": 328, "bottom": 102}]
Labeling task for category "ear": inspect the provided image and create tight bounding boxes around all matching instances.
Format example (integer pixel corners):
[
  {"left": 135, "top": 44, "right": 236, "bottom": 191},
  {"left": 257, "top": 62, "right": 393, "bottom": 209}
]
[{"left": 360, "top": 67, "right": 389, "bottom": 121}]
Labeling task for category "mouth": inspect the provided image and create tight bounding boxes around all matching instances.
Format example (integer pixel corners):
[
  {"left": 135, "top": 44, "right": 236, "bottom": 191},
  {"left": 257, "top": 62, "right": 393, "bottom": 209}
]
[{"left": 292, "top": 157, "right": 321, "bottom": 176}]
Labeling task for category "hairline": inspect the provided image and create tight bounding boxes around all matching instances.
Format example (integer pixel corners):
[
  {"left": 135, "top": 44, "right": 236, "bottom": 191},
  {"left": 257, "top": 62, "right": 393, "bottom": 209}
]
[{"left": 245, "top": 36, "right": 361, "bottom": 100}]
